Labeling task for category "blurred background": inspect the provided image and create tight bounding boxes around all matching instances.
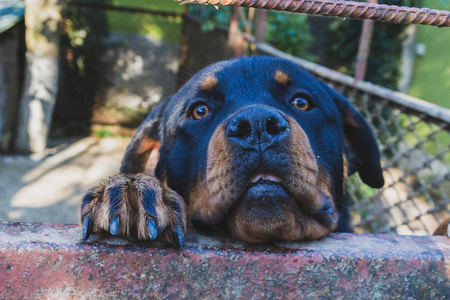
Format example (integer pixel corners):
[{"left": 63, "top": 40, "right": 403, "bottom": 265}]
[{"left": 0, "top": 0, "right": 449, "bottom": 234}]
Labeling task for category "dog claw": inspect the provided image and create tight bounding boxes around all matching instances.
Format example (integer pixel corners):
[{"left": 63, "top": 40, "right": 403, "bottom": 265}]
[
  {"left": 175, "top": 225, "right": 185, "bottom": 248},
  {"left": 147, "top": 220, "right": 158, "bottom": 240},
  {"left": 82, "top": 215, "right": 93, "bottom": 240},
  {"left": 110, "top": 216, "right": 120, "bottom": 235}
]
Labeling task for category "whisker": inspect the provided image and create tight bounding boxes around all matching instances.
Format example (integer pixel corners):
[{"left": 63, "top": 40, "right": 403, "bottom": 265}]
[
  {"left": 178, "top": 64, "right": 196, "bottom": 77},
  {"left": 287, "top": 143, "right": 337, "bottom": 172}
]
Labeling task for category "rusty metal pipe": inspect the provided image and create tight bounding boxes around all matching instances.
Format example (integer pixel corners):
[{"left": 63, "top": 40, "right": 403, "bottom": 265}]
[{"left": 178, "top": 0, "right": 450, "bottom": 27}]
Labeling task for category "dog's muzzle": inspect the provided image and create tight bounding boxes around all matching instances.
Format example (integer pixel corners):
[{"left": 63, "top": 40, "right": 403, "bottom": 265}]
[{"left": 225, "top": 106, "right": 290, "bottom": 151}]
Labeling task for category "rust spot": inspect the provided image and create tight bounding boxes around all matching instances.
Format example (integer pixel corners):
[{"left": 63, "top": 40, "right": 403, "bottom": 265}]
[
  {"left": 200, "top": 75, "right": 218, "bottom": 91},
  {"left": 274, "top": 70, "right": 290, "bottom": 85}
]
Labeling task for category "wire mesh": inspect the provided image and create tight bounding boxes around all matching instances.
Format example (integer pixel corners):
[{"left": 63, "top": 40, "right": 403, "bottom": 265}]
[
  {"left": 329, "top": 84, "right": 450, "bottom": 235},
  {"left": 249, "top": 42, "right": 450, "bottom": 235}
]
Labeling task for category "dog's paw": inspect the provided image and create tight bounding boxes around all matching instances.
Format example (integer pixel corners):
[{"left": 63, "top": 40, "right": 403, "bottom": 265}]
[{"left": 80, "top": 173, "right": 187, "bottom": 246}]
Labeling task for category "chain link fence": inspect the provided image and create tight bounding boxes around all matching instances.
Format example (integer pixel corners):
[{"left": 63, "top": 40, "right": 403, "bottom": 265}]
[
  {"left": 251, "top": 42, "right": 450, "bottom": 235},
  {"left": 338, "top": 86, "right": 449, "bottom": 235},
  {"left": 62, "top": 2, "right": 450, "bottom": 235}
]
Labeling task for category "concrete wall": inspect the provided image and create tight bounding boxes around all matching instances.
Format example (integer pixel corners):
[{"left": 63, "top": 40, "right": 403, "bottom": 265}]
[{"left": 1, "top": 222, "right": 449, "bottom": 298}]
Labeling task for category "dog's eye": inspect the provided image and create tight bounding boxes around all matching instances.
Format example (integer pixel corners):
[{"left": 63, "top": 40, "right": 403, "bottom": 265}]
[
  {"left": 190, "top": 104, "right": 210, "bottom": 120},
  {"left": 291, "top": 95, "right": 311, "bottom": 111}
]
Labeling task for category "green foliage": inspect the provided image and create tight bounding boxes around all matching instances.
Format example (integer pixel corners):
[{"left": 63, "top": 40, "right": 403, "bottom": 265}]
[
  {"left": 92, "top": 126, "right": 114, "bottom": 138},
  {"left": 266, "top": 12, "right": 314, "bottom": 61},
  {"left": 187, "top": 6, "right": 313, "bottom": 59},
  {"left": 107, "top": 0, "right": 185, "bottom": 12},
  {"left": 409, "top": 0, "right": 450, "bottom": 108},
  {"left": 107, "top": 12, "right": 182, "bottom": 44},
  {"left": 188, "top": 1, "right": 426, "bottom": 90},
  {"left": 106, "top": 0, "right": 185, "bottom": 44},
  {"left": 325, "top": 0, "right": 420, "bottom": 89},
  {"left": 187, "top": 4, "right": 231, "bottom": 31},
  {"left": 105, "top": 0, "right": 183, "bottom": 44},
  {"left": 326, "top": 20, "right": 404, "bottom": 89}
]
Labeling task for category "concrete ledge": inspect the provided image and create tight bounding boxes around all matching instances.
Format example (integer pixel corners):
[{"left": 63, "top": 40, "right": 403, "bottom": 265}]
[{"left": 1, "top": 222, "right": 449, "bottom": 299}]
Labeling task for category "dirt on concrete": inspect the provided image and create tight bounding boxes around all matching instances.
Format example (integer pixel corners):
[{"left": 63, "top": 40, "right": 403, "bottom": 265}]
[{"left": 0, "top": 137, "right": 130, "bottom": 224}]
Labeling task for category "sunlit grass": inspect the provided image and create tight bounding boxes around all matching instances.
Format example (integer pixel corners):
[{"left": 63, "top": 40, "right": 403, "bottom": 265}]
[{"left": 408, "top": 0, "right": 450, "bottom": 109}]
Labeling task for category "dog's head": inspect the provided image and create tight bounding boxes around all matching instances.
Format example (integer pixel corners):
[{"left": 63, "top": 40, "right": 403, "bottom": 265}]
[{"left": 122, "top": 56, "right": 384, "bottom": 243}]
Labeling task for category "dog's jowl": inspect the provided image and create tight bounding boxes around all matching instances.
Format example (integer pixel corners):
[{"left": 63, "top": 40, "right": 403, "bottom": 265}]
[{"left": 80, "top": 56, "right": 385, "bottom": 246}]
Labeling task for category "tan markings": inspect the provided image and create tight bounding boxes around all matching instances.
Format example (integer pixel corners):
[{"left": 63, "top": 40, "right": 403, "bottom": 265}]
[
  {"left": 163, "top": 186, "right": 187, "bottom": 231},
  {"left": 157, "top": 183, "right": 187, "bottom": 245},
  {"left": 80, "top": 184, "right": 105, "bottom": 234},
  {"left": 144, "top": 148, "right": 160, "bottom": 176},
  {"left": 135, "top": 175, "right": 163, "bottom": 239},
  {"left": 225, "top": 116, "right": 338, "bottom": 243},
  {"left": 134, "top": 175, "right": 186, "bottom": 242},
  {"left": 285, "top": 117, "right": 322, "bottom": 212},
  {"left": 188, "top": 179, "right": 211, "bottom": 225},
  {"left": 283, "top": 117, "right": 337, "bottom": 239},
  {"left": 136, "top": 138, "right": 160, "bottom": 175},
  {"left": 137, "top": 138, "right": 160, "bottom": 155},
  {"left": 102, "top": 175, "right": 131, "bottom": 236},
  {"left": 188, "top": 124, "right": 241, "bottom": 223},
  {"left": 228, "top": 201, "right": 301, "bottom": 243},
  {"left": 274, "top": 70, "right": 290, "bottom": 85},
  {"left": 200, "top": 75, "right": 218, "bottom": 91},
  {"left": 187, "top": 114, "right": 339, "bottom": 243}
]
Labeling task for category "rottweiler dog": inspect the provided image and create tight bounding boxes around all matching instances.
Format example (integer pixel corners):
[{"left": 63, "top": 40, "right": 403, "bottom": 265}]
[{"left": 80, "top": 56, "right": 385, "bottom": 246}]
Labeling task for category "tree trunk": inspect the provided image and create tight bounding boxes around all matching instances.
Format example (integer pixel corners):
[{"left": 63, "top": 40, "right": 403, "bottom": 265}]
[{"left": 14, "top": 0, "right": 61, "bottom": 153}]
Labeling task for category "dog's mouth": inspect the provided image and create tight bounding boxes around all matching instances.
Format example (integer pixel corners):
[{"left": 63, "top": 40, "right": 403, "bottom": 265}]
[
  {"left": 242, "top": 173, "right": 294, "bottom": 217},
  {"left": 222, "top": 171, "right": 338, "bottom": 243},
  {"left": 190, "top": 169, "right": 337, "bottom": 243},
  {"left": 221, "top": 172, "right": 301, "bottom": 242},
  {"left": 250, "top": 174, "right": 282, "bottom": 184}
]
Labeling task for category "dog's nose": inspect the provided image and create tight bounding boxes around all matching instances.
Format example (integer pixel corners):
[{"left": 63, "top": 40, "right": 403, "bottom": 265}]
[{"left": 226, "top": 106, "right": 289, "bottom": 144}]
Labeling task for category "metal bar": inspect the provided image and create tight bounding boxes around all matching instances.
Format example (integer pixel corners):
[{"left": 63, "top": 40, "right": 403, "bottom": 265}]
[
  {"left": 255, "top": 9, "right": 267, "bottom": 44},
  {"left": 242, "top": 34, "right": 450, "bottom": 123},
  {"left": 179, "top": 0, "right": 450, "bottom": 27},
  {"left": 67, "top": 1, "right": 185, "bottom": 18},
  {"left": 354, "top": 0, "right": 377, "bottom": 82},
  {"left": 227, "top": 7, "right": 244, "bottom": 57}
]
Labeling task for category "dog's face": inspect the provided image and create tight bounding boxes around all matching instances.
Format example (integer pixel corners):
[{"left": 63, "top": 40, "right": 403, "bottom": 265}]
[{"left": 134, "top": 57, "right": 384, "bottom": 243}]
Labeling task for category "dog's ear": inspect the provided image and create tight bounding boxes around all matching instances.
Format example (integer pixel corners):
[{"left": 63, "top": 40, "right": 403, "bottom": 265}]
[
  {"left": 325, "top": 85, "right": 384, "bottom": 188},
  {"left": 120, "top": 103, "right": 165, "bottom": 174}
]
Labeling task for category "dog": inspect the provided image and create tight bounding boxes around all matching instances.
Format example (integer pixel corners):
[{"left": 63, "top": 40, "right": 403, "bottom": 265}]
[{"left": 80, "top": 56, "right": 386, "bottom": 247}]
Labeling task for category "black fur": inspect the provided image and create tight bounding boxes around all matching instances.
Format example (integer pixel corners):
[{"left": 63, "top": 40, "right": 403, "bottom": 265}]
[{"left": 81, "top": 56, "right": 384, "bottom": 243}]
